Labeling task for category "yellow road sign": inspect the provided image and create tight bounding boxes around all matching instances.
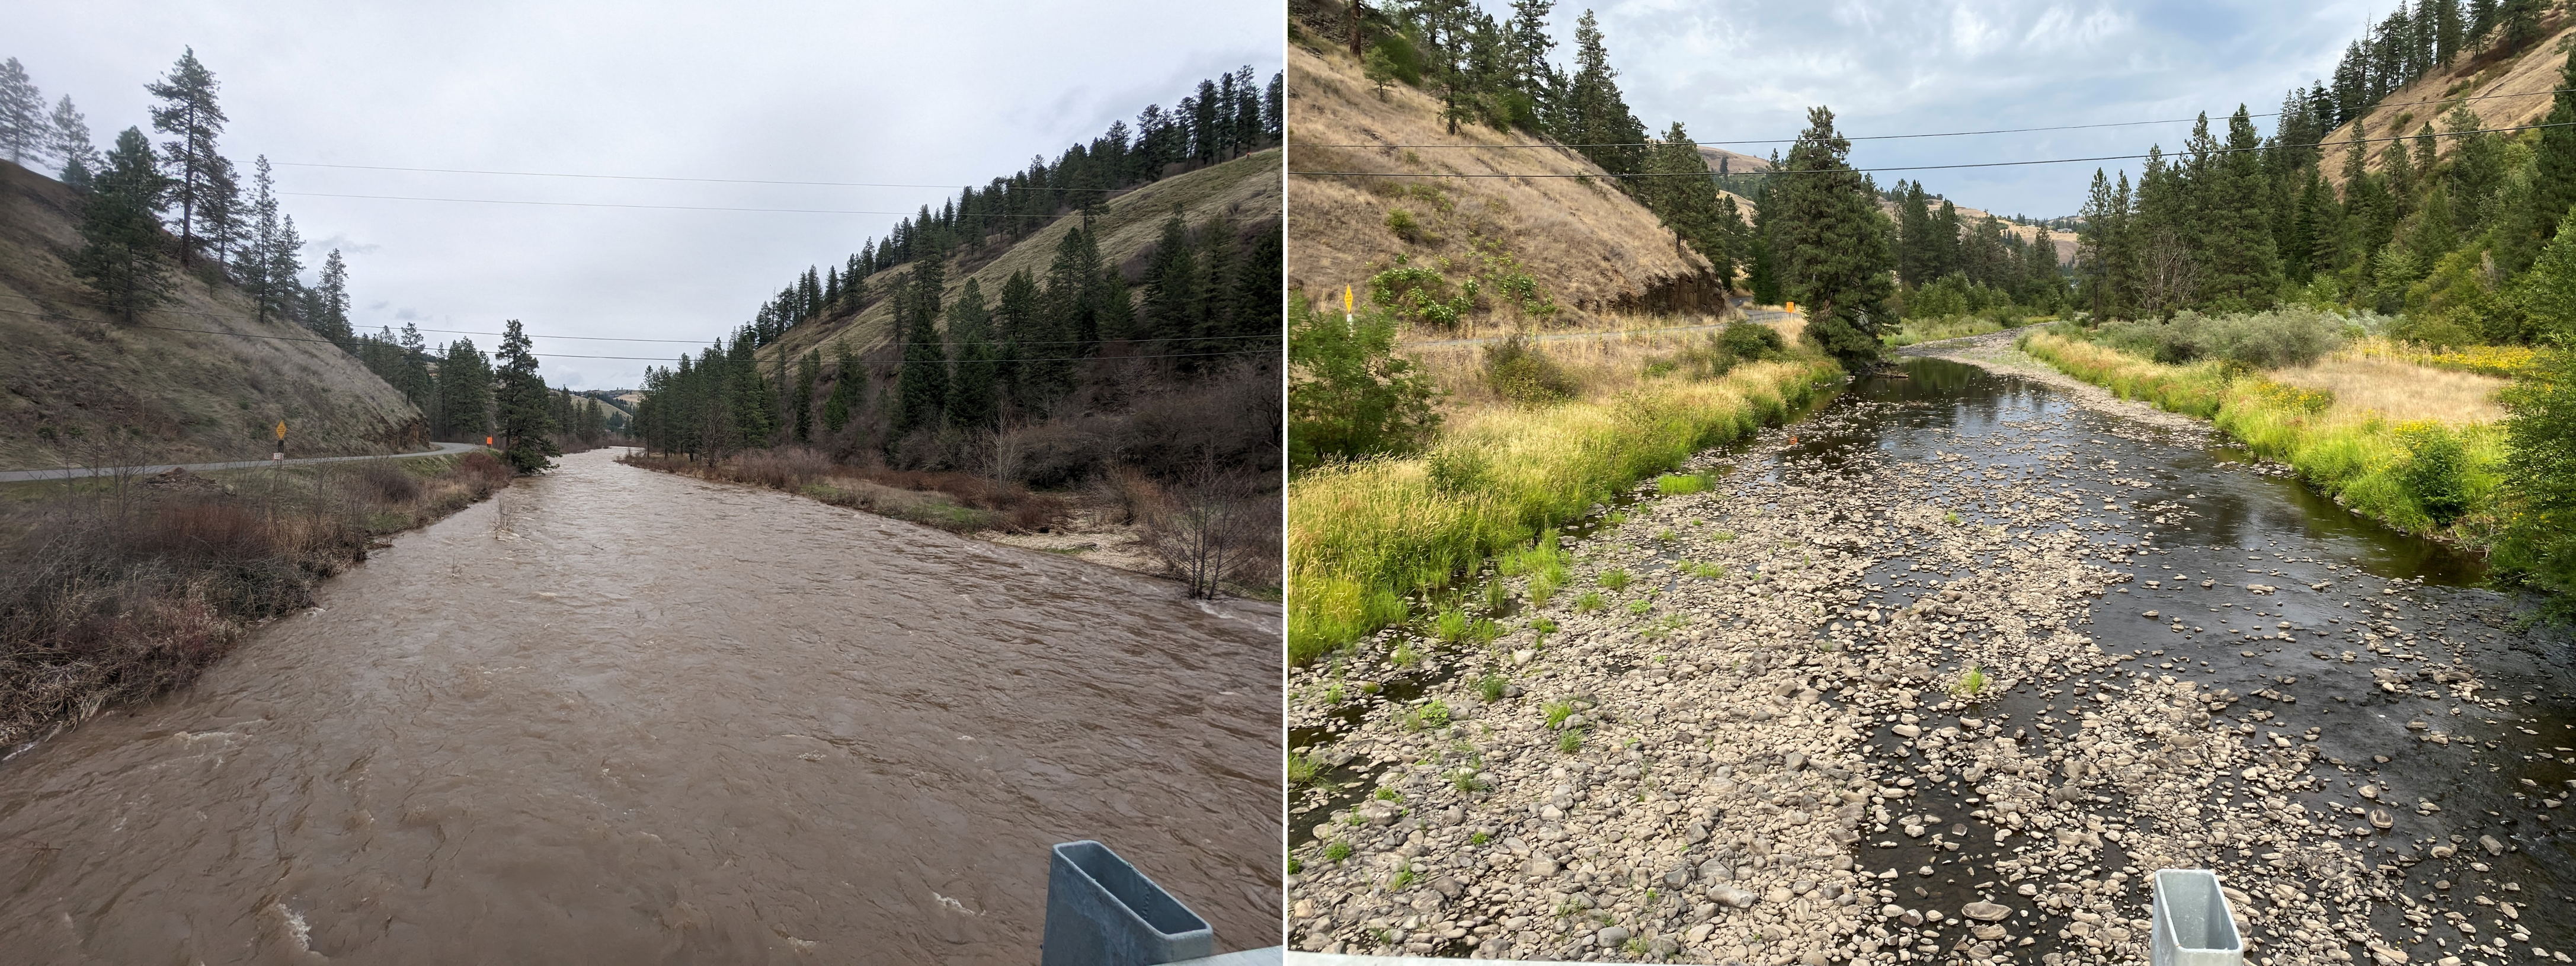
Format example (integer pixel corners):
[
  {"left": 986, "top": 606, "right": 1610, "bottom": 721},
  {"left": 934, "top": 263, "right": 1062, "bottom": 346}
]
[{"left": 275, "top": 421, "right": 286, "bottom": 440}]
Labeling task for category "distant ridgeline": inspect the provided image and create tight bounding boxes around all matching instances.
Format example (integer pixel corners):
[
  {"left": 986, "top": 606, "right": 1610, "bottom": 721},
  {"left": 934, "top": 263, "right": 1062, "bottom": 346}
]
[{"left": 629, "top": 66, "right": 1286, "bottom": 469}]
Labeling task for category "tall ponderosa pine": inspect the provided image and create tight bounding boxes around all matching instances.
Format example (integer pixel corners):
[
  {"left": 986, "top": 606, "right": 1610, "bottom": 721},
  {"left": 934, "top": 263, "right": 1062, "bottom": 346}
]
[
  {"left": 2196, "top": 107, "right": 2284, "bottom": 309},
  {"left": 822, "top": 342, "right": 859, "bottom": 434},
  {"left": 69, "top": 127, "right": 171, "bottom": 324},
  {"left": 0, "top": 58, "right": 44, "bottom": 168},
  {"left": 492, "top": 319, "right": 560, "bottom": 474},
  {"left": 891, "top": 267, "right": 949, "bottom": 440},
  {"left": 145, "top": 48, "right": 226, "bottom": 268},
  {"left": 793, "top": 349, "right": 820, "bottom": 442},
  {"left": 312, "top": 250, "right": 355, "bottom": 343},
  {"left": 1768, "top": 106, "right": 1893, "bottom": 370},
  {"left": 947, "top": 278, "right": 1000, "bottom": 433},
  {"left": 437, "top": 338, "right": 493, "bottom": 440},
  {"left": 49, "top": 95, "right": 97, "bottom": 184}
]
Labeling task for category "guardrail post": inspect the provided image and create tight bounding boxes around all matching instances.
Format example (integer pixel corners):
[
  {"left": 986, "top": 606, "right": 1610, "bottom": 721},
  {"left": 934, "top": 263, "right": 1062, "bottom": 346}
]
[
  {"left": 2151, "top": 869, "right": 2245, "bottom": 966},
  {"left": 1041, "top": 840, "right": 1214, "bottom": 966}
]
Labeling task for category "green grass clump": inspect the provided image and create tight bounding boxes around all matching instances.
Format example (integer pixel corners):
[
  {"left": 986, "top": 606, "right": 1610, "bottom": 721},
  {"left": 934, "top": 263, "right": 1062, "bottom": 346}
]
[
  {"left": 1326, "top": 840, "right": 1353, "bottom": 862},
  {"left": 1599, "top": 568, "right": 1631, "bottom": 591},
  {"left": 1542, "top": 700, "right": 1575, "bottom": 728},
  {"left": 1557, "top": 730, "right": 1584, "bottom": 753},
  {"left": 1626, "top": 598, "right": 1653, "bottom": 615},
  {"left": 1288, "top": 752, "right": 1320, "bottom": 786},
  {"left": 1287, "top": 359, "right": 1837, "bottom": 663},
  {"left": 1403, "top": 699, "right": 1453, "bottom": 731},
  {"left": 1952, "top": 663, "right": 1989, "bottom": 696},
  {"left": 1434, "top": 607, "right": 1468, "bottom": 643},
  {"left": 1656, "top": 472, "right": 1711, "bottom": 495},
  {"left": 1574, "top": 590, "right": 1604, "bottom": 613},
  {"left": 1479, "top": 674, "right": 1509, "bottom": 702}
]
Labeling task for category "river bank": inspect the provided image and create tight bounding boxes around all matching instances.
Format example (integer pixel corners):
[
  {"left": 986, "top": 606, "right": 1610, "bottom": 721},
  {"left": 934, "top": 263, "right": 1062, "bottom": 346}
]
[
  {"left": 0, "top": 449, "right": 518, "bottom": 753},
  {"left": 1285, "top": 354, "right": 2570, "bottom": 964}
]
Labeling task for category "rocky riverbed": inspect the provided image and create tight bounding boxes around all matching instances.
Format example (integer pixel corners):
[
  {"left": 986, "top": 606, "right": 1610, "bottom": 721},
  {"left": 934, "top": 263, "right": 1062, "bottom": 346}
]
[{"left": 1285, "top": 354, "right": 2574, "bottom": 965}]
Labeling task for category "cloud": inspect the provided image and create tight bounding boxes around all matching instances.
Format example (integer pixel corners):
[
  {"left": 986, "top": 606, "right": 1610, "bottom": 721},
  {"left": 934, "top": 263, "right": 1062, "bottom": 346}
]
[
  {"left": 306, "top": 233, "right": 380, "bottom": 255},
  {"left": 1547, "top": 0, "right": 2375, "bottom": 216},
  {"left": 392, "top": 307, "right": 425, "bottom": 321}
]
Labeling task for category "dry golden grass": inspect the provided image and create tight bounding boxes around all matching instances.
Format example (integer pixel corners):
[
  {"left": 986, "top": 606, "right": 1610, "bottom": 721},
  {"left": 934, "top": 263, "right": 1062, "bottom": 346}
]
[
  {"left": 1403, "top": 318, "right": 1806, "bottom": 421},
  {"left": 2271, "top": 354, "right": 2507, "bottom": 425},
  {"left": 1285, "top": 41, "right": 1724, "bottom": 323},
  {"left": 2321, "top": 13, "right": 2576, "bottom": 190}
]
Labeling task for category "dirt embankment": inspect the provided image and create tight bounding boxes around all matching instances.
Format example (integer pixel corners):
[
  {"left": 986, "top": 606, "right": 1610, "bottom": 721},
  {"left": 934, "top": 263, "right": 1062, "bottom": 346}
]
[{"left": 1285, "top": 40, "right": 1726, "bottom": 322}]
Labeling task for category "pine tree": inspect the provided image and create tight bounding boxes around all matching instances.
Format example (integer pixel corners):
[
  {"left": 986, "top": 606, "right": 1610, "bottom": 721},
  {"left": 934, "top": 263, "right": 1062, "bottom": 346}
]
[
  {"left": 891, "top": 267, "right": 948, "bottom": 440},
  {"left": 49, "top": 96, "right": 96, "bottom": 184},
  {"left": 822, "top": 342, "right": 859, "bottom": 436},
  {"left": 0, "top": 57, "right": 45, "bottom": 168},
  {"left": 1140, "top": 207, "right": 1201, "bottom": 341},
  {"left": 1896, "top": 181, "right": 1939, "bottom": 287},
  {"left": 437, "top": 338, "right": 492, "bottom": 440},
  {"left": 145, "top": 48, "right": 227, "bottom": 268},
  {"left": 492, "top": 320, "right": 559, "bottom": 473},
  {"left": 793, "top": 349, "right": 820, "bottom": 442},
  {"left": 2196, "top": 106, "right": 2284, "bottom": 309},
  {"left": 71, "top": 127, "right": 172, "bottom": 324},
  {"left": 1195, "top": 208, "right": 1238, "bottom": 360},
  {"left": 313, "top": 249, "right": 355, "bottom": 343},
  {"left": 1768, "top": 106, "right": 1893, "bottom": 370},
  {"left": 948, "top": 278, "right": 999, "bottom": 433},
  {"left": 1559, "top": 11, "right": 1647, "bottom": 179}
]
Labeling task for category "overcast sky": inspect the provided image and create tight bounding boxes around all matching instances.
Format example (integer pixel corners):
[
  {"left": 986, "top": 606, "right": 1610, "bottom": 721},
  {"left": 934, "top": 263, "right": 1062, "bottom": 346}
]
[
  {"left": 1519, "top": 0, "right": 2382, "bottom": 220},
  {"left": 14, "top": 1, "right": 1277, "bottom": 389}
]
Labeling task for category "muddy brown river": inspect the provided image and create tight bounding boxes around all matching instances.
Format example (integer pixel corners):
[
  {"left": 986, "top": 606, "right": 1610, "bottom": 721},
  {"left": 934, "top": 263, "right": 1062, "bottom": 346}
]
[{"left": 0, "top": 449, "right": 1282, "bottom": 964}]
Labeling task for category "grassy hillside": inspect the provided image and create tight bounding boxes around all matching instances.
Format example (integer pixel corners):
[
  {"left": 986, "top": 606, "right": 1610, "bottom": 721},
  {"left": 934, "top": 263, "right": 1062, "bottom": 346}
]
[
  {"left": 0, "top": 161, "right": 423, "bottom": 470},
  {"left": 756, "top": 148, "right": 1281, "bottom": 366},
  {"left": 1285, "top": 40, "right": 1726, "bottom": 321},
  {"left": 2324, "top": 11, "right": 2576, "bottom": 188}
]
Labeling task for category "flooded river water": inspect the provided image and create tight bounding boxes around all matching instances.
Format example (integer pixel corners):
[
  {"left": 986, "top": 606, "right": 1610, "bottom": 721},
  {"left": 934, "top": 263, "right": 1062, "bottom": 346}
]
[
  {"left": 1288, "top": 343, "right": 2573, "bottom": 962},
  {"left": 0, "top": 449, "right": 1281, "bottom": 964}
]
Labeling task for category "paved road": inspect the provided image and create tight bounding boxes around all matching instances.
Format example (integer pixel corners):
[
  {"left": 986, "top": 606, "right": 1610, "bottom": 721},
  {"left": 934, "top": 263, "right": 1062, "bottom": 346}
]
[
  {"left": 0, "top": 440, "right": 486, "bottom": 482},
  {"left": 1400, "top": 300, "right": 1799, "bottom": 350}
]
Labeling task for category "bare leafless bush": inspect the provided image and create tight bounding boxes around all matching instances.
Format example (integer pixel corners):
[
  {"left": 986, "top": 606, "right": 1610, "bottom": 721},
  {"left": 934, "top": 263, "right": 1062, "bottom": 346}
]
[{"left": 1139, "top": 460, "right": 1275, "bottom": 599}]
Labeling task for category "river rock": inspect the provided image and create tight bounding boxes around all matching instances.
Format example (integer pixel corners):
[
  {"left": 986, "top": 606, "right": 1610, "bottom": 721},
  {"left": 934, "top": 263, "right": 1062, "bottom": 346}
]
[{"left": 1963, "top": 901, "right": 2010, "bottom": 922}]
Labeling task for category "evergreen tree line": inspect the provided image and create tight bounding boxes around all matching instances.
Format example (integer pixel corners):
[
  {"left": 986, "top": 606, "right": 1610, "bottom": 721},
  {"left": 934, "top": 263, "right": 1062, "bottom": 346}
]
[
  {"left": 1885, "top": 179, "right": 2069, "bottom": 312},
  {"left": 741, "top": 67, "right": 1284, "bottom": 348},
  {"left": 2073, "top": 39, "right": 2576, "bottom": 337},
  {"left": 632, "top": 206, "right": 1282, "bottom": 463},
  {"left": 346, "top": 320, "right": 615, "bottom": 458}
]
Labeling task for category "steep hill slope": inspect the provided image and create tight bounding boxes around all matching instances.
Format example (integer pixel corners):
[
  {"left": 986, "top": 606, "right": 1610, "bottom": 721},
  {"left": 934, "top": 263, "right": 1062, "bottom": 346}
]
[
  {"left": 756, "top": 149, "right": 1281, "bottom": 366},
  {"left": 2324, "top": 12, "right": 2576, "bottom": 186},
  {"left": 0, "top": 161, "right": 423, "bottom": 469},
  {"left": 1286, "top": 40, "right": 1726, "bottom": 321}
]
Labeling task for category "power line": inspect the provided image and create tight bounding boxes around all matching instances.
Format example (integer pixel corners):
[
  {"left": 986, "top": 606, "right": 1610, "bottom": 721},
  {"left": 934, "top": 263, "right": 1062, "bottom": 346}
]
[
  {"left": 273, "top": 161, "right": 1129, "bottom": 191},
  {"left": 1291, "top": 87, "right": 2576, "bottom": 150},
  {"left": 279, "top": 191, "right": 1103, "bottom": 217},
  {"left": 0, "top": 308, "right": 1275, "bottom": 364},
  {"left": 0, "top": 293, "right": 1275, "bottom": 348},
  {"left": 1289, "top": 118, "right": 2576, "bottom": 179}
]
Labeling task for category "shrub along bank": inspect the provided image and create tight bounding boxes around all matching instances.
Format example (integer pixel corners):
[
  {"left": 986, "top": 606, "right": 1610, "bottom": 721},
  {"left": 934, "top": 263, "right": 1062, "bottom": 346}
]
[
  {"left": 2017, "top": 328, "right": 2501, "bottom": 538},
  {"left": 1287, "top": 356, "right": 1837, "bottom": 664}
]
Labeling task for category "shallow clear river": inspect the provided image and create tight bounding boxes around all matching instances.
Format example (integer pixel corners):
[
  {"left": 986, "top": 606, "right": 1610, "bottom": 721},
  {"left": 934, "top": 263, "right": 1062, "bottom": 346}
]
[
  {"left": 1292, "top": 351, "right": 2573, "bottom": 961},
  {"left": 0, "top": 449, "right": 1281, "bottom": 964}
]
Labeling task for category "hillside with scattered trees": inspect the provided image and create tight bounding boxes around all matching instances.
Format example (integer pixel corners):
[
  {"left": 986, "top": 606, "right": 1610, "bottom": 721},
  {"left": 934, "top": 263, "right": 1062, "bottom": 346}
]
[
  {"left": 625, "top": 69, "right": 1284, "bottom": 596},
  {"left": 0, "top": 52, "right": 617, "bottom": 473}
]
